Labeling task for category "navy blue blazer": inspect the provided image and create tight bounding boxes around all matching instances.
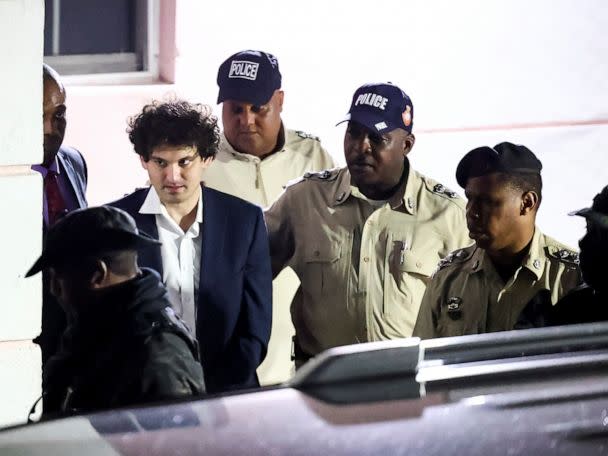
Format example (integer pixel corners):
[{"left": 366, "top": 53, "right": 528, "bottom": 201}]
[
  {"left": 39, "top": 146, "right": 88, "bottom": 365},
  {"left": 56, "top": 146, "right": 88, "bottom": 210},
  {"left": 110, "top": 185, "right": 272, "bottom": 393}
]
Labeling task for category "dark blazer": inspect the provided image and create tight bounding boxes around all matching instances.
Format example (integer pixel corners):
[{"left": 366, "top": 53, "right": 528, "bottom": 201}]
[
  {"left": 110, "top": 185, "right": 272, "bottom": 393},
  {"left": 39, "top": 146, "right": 88, "bottom": 365},
  {"left": 56, "top": 146, "right": 88, "bottom": 209}
]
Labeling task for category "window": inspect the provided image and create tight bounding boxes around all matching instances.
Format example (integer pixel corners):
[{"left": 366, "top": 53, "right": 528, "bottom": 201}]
[{"left": 43, "top": 0, "right": 158, "bottom": 77}]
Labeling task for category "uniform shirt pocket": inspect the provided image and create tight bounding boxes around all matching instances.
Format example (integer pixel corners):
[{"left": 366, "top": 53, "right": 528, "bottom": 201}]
[
  {"left": 302, "top": 242, "right": 342, "bottom": 303},
  {"left": 383, "top": 242, "right": 436, "bottom": 334}
]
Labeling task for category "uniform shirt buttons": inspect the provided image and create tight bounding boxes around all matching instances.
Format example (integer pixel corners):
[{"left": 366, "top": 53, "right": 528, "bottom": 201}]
[
  {"left": 314, "top": 250, "right": 320, "bottom": 257},
  {"left": 416, "top": 261, "right": 422, "bottom": 268},
  {"left": 363, "top": 257, "right": 370, "bottom": 262}
]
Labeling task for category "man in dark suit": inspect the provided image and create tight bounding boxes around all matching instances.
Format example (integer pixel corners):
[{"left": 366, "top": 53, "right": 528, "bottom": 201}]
[
  {"left": 110, "top": 99, "right": 272, "bottom": 393},
  {"left": 33, "top": 64, "right": 88, "bottom": 366}
]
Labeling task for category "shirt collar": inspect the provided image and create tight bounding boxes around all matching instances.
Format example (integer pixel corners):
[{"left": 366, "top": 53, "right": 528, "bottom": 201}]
[
  {"left": 469, "top": 228, "right": 545, "bottom": 280},
  {"left": 520, "top": 228, "right": 546, "bottom": 280},
  {"left": 220, "top": 122, "right": 286, "bottom": 162},
  {"left": 31, "top": 156, "right": 59, "bottom": 178},
  {"left": 334, "top": 159, "right": 417, "bottom": 213},
  {"left": 140, "top": 186, "right": 203, "bottom": 224},
  {"left": 401, "top": 160, "right": 419, "bottom": 215}
]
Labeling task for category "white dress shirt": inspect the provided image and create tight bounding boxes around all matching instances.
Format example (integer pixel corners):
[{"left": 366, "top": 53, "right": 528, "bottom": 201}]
[{"left": 140, "top": 187, "right": 203, "bottom": 336}]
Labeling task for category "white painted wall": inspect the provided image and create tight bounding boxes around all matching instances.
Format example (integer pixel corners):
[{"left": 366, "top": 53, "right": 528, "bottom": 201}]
[
  {"left": 65, "top": 0, "right": 607, "bottom": 247},
  {"left": 0, "top": 0, "right": 44, "bottom": 428},
  {"left": 0, "top": 0, "right": 603, "bottom": 429}
]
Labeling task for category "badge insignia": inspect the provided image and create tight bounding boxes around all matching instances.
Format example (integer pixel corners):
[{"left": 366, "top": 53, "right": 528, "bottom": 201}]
[
  {"left": 296, "top": 131, "right": 320, "bottom": 141},
  {"left": 407, "top": 197, "right": 415, "bottom": 210},
  {"left": 402, "top": 105, "right": 412, "bottom": 127},
  {"left": 437, "top": 248, "right": 469, "bottom": 272},
  {"left": 446, "top": 297, "right": 463, "bottom": 320},
  {"left": 433, "top": 183, "right": 457, "bottom": 198},
  {"left": 303, "top": 169, "right": 334, "bottom": 181},
  {"left": 556, "top": 249, "right": 579, "bottom": 264},
  {"left": 548, "top": 247, "right": 580, "bottom": 265}
]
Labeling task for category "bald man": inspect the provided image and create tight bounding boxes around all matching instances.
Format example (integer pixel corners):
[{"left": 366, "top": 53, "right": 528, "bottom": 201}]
[{"left": 33, "top": 64, "right": 88, "bottom": 366}]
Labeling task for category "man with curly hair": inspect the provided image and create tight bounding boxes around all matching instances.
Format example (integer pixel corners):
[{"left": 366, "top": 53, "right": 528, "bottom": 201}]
[{"left": 110, "top": 99, "right": 272, "bottom": 393}]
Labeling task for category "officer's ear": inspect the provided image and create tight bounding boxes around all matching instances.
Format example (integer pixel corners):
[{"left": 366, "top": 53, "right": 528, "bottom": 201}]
[
  {"left": 89, "top": 259, "right": 109, "bottom": 289},
  {"left": 403, "top": 133, "right": 415, "bottom": 157},
  {"left": 521, "top": 190, "right": 539, "bottom": 215},
  {"left": 274, "top": 90, "right": 284, "bottom": 113}
]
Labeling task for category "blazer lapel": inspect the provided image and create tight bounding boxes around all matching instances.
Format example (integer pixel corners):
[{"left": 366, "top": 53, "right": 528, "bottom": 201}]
[
  {"left": 200, "top": 186, "right": 226, "bottom": 291},
  {"left": 132, "top": 191, "right": 164, "bottom": 276},
  {"left": 57, "top": 152, "right": 86, "bottom": 209}
]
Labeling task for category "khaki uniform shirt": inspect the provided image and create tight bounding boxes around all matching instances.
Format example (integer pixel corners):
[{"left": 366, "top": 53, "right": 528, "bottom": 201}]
[
  {"left": 202, "top": 127, "right": 335, "bottom": 207},
  {"left": 413, "top": 228, "right": 581, "bottom": 339},
  {"left": 202, "top": 125, "right": 335, "bottom": 385},
  {"left": 265, "top": 164, "right": 470, "bottom": 357}
]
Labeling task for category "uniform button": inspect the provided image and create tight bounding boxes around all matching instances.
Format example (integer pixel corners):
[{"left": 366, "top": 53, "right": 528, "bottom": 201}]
[
  {"left": 363, "top": 257, "right": 370, "bottom": 263},
  {"left": 416, "top": 261, "right": 422, "bottom": 269},
  {"left": 314, "top": 250, "right": 320, "bottom": 257}
]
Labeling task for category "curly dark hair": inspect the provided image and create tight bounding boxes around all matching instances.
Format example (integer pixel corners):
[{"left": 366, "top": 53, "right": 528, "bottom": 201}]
[{"left": 128, "top": 99, "right": 220, "bottom": 160}]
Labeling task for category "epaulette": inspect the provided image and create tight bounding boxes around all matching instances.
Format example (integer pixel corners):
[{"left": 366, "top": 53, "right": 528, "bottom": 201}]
[
  {"left": 303, "top": 169, "right": 339, "bottom": 182},
  {"left": 284, "top": 176, "right": 306, "bottom": 188},
  {"left": 162, "top": 307, "right": 193, "bottom": 337},
  {"left": 431, "top": 183, "right": 460, "bottom": 199},
  {"left": 546, "top": 246, "right": 580, "bottom": 265},
  {"left": 296, "top": 130, "right": 320, "bottom": 142},
  {"left": 436, "top": 248, "right": 472, "bottom": 272}
]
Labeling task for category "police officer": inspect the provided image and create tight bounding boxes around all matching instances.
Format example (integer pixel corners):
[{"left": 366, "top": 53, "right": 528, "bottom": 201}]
[
  {"left": 203, "top": 50, "right": 335, "bottom": 384},
  {"left": 413, "top": 142, "right": 582, "bottom": 339},
  {"left": 204, "top": 49, "right": 335, "bottom": 206},
  {"left": 26, "top": 206, "right": 205, "bottom": 416},
  {"left": 265, "top": 82, "right": 470, "bottom": 365},
  {"left": 546, "top": 185, "right": 608, "bottom": 325}
]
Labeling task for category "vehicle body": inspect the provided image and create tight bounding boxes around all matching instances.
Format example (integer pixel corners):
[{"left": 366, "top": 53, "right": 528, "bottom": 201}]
[{"left": 2, "top": 323, "right": 608, "bottom": 455}]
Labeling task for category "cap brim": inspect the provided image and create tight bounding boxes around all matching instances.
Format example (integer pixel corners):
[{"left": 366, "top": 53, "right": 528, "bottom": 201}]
[
  {"left": 569, "top": 207, "right": 608, "bottom": 229},
  {"left": 335, "top": 113, "right": 351, "bottom": 127},
  {"left": 336, "top": 111, "right": 398, "bottom": 133},
  {"left": 217, "top": 86, "right": 273, "bottom": 106},
  {"left": 569, "top": 207, "right": 592, "bottom": 218},
  {"left": 25, "top": 255, "right": 47, "bottom": 278},
  {"left": 25, "top": 229, "right": 162, "bottom": 278}
]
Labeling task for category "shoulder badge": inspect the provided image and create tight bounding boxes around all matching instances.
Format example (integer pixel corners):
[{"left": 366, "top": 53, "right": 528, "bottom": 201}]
[
  {"left": 432, "top": 183, "right": 459, "bottom": 199},
  {"left": 303, "top": 169, "right": 338, "bottom": 182},
  {"left": 296, "top": 130, "right": 320, "bottom": 142},
  {"left": 436, "top": 247, "right": 472, "bottom": 272},
  {"left": 547, "top": 247, "right": 580, "bottom": 265}
]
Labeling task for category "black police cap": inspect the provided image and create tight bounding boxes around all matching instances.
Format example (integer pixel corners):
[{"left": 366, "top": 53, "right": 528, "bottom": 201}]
[
  {"left": 569, "top": 185, "right": 608, "bottom": 230},
  {"left": 456, "top": 142, "right": 543, "bottom": 188},
  {"left": 26, "top": 206, "right": 161, "bottom": 277}
]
